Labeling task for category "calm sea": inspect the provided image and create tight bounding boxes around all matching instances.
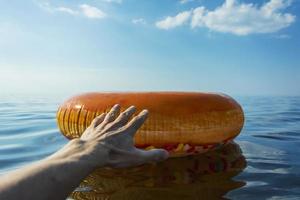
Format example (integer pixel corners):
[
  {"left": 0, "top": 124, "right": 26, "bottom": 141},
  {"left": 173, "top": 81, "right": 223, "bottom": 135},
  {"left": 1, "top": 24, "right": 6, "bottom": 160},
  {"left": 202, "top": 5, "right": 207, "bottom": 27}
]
[{"left": 0, "top": 95, "right": 299, "bottom": 199}]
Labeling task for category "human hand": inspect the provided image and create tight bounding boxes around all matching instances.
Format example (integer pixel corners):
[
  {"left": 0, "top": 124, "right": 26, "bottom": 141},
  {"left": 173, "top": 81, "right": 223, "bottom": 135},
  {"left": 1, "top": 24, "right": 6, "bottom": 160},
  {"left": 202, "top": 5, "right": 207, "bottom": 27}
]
[
  {"left": 0, "top": 104, "right": 168, "bottom": 200},
  {"left": 79, "top": 104, "right": 169, "bottom": 168}
]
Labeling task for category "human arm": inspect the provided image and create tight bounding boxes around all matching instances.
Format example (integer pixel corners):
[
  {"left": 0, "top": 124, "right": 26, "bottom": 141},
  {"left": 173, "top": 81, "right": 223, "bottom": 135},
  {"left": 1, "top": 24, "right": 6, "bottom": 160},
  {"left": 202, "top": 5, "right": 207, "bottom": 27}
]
[{"left": 0, "top": 104, "right": 169, "bottom": 200}]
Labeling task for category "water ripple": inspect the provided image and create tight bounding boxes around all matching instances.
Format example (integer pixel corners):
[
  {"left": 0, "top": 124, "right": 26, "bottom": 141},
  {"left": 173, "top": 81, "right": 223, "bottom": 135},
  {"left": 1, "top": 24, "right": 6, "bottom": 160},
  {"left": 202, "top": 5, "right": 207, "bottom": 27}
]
[
  {"left": 0, "top": 98, "right": 67, "bottom": 175},
  {"left": 0, "top": 96, "right": 300, "bottom": 199}
]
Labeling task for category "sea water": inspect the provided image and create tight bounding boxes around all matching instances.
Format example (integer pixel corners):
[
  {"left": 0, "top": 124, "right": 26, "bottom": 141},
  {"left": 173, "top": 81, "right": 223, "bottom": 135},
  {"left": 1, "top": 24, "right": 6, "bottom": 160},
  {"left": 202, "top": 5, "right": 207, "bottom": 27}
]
[{"left": 0, "top": 95, "right": 299, "bottom": 199}]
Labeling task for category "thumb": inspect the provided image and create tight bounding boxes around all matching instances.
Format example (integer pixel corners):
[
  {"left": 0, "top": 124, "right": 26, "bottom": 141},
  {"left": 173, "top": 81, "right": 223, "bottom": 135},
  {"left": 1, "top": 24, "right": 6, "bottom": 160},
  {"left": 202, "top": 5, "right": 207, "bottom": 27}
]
[{"left": 137, "top": 148, "right": 169, "bottom": 163}]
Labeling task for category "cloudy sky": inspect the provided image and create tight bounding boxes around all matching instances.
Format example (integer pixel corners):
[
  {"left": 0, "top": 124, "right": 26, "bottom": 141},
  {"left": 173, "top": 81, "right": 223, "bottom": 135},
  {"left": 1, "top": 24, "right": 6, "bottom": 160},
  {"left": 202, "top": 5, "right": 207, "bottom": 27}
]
[{"left": 0, "top": 0, "right": 299, "bottom": 97}]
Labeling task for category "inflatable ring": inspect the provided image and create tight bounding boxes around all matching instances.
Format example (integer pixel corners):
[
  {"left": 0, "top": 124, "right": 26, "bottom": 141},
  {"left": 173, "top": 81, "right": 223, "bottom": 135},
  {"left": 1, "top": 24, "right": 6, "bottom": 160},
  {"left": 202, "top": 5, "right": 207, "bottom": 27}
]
[{"left": 56, "top": 92, "right": 244, "bottom": 157}]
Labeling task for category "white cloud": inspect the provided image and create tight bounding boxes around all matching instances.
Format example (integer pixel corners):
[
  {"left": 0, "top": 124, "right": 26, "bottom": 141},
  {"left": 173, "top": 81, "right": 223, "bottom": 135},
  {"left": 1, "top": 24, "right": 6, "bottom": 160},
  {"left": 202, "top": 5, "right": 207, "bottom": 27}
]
[
  {"left": 180, "top": 0, "right": 194, "bottom": 4},
  {"left": 101, "top": 0, "right": 122, "bottom": 3},
  {"left": 37, "top": 2, "right": 54, "bottom": 13},
  {"left": 157, "top": 0, "right": 296, "bottom": 36},
  {"left": 132, "top": 18, "right": 146, "bottom": 25},
  {"left": 156, "top": 11, "right": 191, "bottom": 30},
  {"left": 79, "top": 4, "right": 106, "bottom": 19},
  {"left": 38, "top": 2, "right": 106, "bottom": 19},
  {"left": 56, "top": 7, "right": 78, "bottom": 15},
  {"left": 179, "top": 0, "right": 203, "bottom": 4},
  {"left": 191, "top": 0, "right": 295, "bottom": 35}
]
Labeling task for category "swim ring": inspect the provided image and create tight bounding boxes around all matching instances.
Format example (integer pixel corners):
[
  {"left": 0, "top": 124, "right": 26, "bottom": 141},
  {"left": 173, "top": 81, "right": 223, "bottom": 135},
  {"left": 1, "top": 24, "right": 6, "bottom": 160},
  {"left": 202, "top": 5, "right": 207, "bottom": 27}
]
[{"left": 56, "top": 92, "right": 244, "bottom": 157}]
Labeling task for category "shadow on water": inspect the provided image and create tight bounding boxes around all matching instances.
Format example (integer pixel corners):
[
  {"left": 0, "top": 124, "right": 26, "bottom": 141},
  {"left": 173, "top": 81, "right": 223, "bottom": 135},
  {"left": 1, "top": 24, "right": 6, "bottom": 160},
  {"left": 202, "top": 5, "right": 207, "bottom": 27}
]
[{"left": 70, "top": 142, "right": 246, "bottom": 200}]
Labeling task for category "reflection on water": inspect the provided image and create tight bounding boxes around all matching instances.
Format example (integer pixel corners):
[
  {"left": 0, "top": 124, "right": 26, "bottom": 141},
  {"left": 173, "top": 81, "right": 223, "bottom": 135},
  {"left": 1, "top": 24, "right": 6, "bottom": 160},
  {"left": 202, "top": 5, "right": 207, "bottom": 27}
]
[
  {"left": 71, "top": 142, "right": 246, "bottom": 200},
  {"left": 0, "top": 95, "right": 300, "bottom": 199}
]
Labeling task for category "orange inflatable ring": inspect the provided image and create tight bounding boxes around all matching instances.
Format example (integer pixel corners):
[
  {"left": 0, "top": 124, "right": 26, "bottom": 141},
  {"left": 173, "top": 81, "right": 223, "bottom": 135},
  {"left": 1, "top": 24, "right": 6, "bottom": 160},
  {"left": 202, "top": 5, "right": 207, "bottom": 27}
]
[{"left": 56, "top": 92, "right": 244, "bottom": 157}]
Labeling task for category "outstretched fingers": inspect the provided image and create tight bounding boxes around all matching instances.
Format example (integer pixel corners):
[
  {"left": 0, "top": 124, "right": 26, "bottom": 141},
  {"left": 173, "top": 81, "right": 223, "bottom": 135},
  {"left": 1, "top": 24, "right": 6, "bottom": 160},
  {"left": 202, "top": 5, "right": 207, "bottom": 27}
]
[
  {"left": 81, "top": 113, "right": 106, "bottom": 140},
  {"left": 90, "top": 113, "right": 106, "bottom": 128},
  {"left": 109, "top": 106, "right": 136, "bottom": 130},
  {"left": 98, "top": 104, "right": 120, "bottom": 129},
  {"left": 123, "top": 109, "right": 149, "bottom": 136}
]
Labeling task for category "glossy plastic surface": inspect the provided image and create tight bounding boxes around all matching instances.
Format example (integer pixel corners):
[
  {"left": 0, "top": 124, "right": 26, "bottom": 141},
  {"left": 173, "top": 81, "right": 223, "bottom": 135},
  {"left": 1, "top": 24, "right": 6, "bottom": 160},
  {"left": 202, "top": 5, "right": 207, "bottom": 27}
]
[{"left": 56, "top": 92, "right": 244, "bottom": 156}]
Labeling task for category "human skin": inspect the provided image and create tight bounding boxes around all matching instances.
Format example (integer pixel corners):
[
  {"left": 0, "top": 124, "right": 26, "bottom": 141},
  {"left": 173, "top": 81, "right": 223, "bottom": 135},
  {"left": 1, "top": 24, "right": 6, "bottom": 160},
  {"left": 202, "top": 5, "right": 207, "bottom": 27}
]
[{"left": 0, "top": 104, "right": 169, "bottom": 200}]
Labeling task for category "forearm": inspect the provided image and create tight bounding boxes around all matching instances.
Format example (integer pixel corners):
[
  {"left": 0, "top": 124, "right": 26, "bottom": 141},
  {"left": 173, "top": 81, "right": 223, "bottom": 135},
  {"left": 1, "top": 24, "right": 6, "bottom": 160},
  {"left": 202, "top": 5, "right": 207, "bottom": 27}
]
[
  {"left": 0, "top": 139, "right": 107, "bottom": 200},
  {"left": 0, "top": 105, "right": 168, "bottom": 200}
]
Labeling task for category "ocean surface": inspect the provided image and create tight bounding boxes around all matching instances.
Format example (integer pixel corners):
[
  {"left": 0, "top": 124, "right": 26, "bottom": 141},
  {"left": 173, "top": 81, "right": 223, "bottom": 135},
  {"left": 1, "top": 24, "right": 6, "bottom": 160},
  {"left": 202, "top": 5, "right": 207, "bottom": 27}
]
[{"left": 0, "top": 95, "right": 299, "bottom": 199}]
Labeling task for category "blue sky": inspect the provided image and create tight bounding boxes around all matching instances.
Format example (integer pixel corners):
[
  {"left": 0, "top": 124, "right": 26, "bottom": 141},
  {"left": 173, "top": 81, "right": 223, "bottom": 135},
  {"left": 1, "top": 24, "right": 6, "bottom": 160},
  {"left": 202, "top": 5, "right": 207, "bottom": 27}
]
[{"left": 0, "top": 0, "right": 299, "bottom": 97}]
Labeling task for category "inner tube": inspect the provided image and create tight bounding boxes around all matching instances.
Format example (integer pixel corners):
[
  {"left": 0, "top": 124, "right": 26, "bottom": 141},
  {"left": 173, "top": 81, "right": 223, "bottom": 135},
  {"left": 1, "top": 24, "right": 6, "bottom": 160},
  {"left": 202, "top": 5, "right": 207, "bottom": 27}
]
[{"left": 56, "top": 92, "right": 244, "bottom": 157}]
